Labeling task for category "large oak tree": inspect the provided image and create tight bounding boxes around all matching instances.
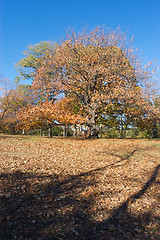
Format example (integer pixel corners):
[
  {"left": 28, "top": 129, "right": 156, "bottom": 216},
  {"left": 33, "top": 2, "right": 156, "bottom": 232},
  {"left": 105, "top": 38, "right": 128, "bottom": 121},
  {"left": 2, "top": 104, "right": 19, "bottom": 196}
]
[{"left": 33, "top": 27, "right": 158, "bottom": 138}]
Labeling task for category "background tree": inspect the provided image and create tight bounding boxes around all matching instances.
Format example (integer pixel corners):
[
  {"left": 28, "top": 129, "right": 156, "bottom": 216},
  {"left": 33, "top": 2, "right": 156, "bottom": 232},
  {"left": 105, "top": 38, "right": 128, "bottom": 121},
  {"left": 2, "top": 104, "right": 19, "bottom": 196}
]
[
  {"left": 0, "top": 79, "right": 15, "bottom": 122},
  {"left": 15, "top": 41, "right": 57, "bottom": 101},
  {"left": 0, "top": 81, "right": 36, "bottom": 134}
]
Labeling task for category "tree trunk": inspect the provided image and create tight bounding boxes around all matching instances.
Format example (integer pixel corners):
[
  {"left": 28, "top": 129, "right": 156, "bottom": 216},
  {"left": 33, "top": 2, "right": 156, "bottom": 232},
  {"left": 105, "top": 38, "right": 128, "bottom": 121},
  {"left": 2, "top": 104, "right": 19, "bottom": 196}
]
[
  {"left": 42, "top": 128, "right": 45, "bottom": 136},
  {"left": 63, "top": 125, "right": 67, "bottom": 137},
  {"left": 48, "top": 124, "right": 52, "bottom": 137},
  {"left": 100, "top": 125, "right": 102, "bottom": 138},
  {"left": 119, "top": 116, "right": 125, "bottom": 138},
  {"left": 11, "top": 124, "right": 16, "bottom": 135},
  {"left": 152, "top": 119, "right": 157, "bottom": 139},
  {"left": 84, "top": 124, "right": 88, "bottom": 138},
  {"left": 0, "top": 109, "right": 7, "bottom": 121},
  {"left": 89, "top": 126, "right": 99, "bottom": 139},
  {"left": 88, "top": 119, "right": 99, "bottom": 139},
  {"left": 86, "top": 109, "right": 100, "bottom": 139},
  {"left": 73, "top": 124, "right": 77, "bottom": 138}
]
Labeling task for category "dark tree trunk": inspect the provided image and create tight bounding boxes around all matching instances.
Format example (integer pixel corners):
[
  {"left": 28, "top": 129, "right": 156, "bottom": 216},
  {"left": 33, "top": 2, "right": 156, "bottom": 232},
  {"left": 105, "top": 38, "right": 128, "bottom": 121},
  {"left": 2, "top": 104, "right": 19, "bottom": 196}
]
[
  {"left": 88, "top": 122, "right": 99, "bottom": 139},
  {"left": 152, "top": 120, "right": 157, "bottom": 139},
  {"left": 89, "top": 127, "right": 99, "bottom": 139},
  {"left": 0, "top": 109, "right": 7, "bottom": 121},
  {"left": 87, "top": 110, "right": 100, "bottom": 139},
  {"left": 99, "top": 125, "right": 102, "bottom": 138}
]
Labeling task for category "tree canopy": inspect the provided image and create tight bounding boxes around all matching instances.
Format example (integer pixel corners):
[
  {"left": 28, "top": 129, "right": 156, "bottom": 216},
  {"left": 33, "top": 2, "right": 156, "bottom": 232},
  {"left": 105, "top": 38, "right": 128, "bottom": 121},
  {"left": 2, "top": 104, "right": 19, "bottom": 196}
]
[
  {"left": 31, "top": 27, "right": 158, "bottom": 137},
  {"left": 1, "top": 27, "right": 159, "bottom": 138}
]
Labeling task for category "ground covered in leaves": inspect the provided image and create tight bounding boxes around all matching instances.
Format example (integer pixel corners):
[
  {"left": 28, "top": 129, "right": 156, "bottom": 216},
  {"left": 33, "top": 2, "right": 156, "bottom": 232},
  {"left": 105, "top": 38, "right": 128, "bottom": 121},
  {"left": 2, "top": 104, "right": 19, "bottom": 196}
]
[{"left": 0, "top": 134, "right": 160, "bottom": 240}]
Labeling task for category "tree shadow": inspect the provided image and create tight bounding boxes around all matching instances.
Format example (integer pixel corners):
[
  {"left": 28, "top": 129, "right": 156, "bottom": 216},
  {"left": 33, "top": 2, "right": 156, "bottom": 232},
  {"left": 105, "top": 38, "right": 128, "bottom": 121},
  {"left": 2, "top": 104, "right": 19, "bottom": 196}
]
[{"left": 0, "top": 164, "right": 159, "bottom": 239}]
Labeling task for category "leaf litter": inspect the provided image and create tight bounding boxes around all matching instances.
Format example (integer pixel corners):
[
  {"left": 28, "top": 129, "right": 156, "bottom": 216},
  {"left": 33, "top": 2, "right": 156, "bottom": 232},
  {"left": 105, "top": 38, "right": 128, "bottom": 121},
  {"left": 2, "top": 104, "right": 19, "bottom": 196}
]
[{"left": 0, "top": 135, "right": 159, "bottom": 239}]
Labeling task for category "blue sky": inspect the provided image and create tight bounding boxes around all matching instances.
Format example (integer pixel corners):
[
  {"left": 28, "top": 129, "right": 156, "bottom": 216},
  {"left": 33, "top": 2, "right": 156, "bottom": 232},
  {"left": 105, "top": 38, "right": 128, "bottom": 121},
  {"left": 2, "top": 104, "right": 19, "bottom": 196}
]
[{"left": 1, "top": 0, "right": 160, "bottom": 85}]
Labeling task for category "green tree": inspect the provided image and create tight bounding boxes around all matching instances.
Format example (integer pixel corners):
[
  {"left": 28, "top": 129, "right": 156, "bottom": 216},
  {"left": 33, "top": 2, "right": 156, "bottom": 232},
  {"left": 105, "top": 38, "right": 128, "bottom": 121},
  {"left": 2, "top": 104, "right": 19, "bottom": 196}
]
[{"left": 15, "top": 41, "right": 55, "bottom": 82}]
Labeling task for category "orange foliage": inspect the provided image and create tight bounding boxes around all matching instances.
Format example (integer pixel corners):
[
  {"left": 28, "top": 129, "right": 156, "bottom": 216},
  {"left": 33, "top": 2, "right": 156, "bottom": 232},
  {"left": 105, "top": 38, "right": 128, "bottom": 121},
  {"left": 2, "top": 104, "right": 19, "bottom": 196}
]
[
  {"left": 17, "top": 97, "right": 85, "bottom": 130},
  {"left": 15, "top": 27, "right": 159, "bottom": 137}
]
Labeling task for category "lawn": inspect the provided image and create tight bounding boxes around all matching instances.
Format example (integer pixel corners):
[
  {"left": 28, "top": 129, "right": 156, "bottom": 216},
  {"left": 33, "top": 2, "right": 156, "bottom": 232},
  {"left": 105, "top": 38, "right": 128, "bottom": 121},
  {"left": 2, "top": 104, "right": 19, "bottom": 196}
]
[{"left": 0, "top": 135, "right": 159, "bottom": 239}]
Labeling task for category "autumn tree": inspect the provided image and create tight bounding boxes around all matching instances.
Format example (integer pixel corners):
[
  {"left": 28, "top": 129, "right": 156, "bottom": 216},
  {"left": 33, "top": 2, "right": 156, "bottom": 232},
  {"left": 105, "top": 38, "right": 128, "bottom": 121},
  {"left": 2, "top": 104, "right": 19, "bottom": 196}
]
[
  {"left": 17, "top": 97, "right": 85, "bottom": 132},
  {"left": 0, "top": 79, "right": 13, "bottom": 121},
  {"left": 14, "top": 41, "right": 61, "bottom": 134},
  {"left": 33, "top": 27, "right": 158, "bottom": 138},
  {"left": 15, "top": 41, "right": 85, "bottom": 134},
  {"left": 0, "top": 80, "right": 37, "bottom": 134}
]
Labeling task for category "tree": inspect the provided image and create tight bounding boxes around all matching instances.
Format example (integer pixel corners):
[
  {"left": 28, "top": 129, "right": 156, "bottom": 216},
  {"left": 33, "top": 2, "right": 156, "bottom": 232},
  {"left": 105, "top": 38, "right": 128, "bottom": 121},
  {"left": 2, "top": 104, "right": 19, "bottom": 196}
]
[
  {"left": 33, "top": 27, "right": 158, "bottom": 138},
  {"left": 15, "top": 41, "right": 55, "bottom": 82},
  {"left": 0, "top": 80, "right": 37, "bottom": 134},
  {"left": 17, "top": 97, "right": 85, "bottom": 131},
  {"left": 0, "top": 79, "right": 14, "bottom": 122},
  {"left": 149, "top": 95, "right": 160, "bottom": 138},
  {"left": 15, "top": 41, "right": 56, "bottom": 101}
]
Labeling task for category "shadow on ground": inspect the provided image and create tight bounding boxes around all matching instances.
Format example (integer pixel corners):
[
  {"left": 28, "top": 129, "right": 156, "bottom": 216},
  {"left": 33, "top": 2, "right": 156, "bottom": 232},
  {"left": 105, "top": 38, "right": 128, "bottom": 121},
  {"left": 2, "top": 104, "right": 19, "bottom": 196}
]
[{"left": 0, "top": 162, "right": 159, "bottom": 240}]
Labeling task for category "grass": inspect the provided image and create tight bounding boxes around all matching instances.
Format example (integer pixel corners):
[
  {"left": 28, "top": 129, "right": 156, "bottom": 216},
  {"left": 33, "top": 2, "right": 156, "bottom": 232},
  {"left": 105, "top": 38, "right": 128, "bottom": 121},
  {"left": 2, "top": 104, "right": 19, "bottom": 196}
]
[{"left": 0, "top": 134, "right": 160, "bottom": 239}]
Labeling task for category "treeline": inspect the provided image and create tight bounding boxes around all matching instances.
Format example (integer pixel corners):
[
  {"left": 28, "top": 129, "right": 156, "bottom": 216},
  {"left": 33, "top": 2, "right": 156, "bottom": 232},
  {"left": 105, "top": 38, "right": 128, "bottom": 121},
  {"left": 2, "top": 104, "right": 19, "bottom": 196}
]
[{"left": 0, "top": 27, "right": 160, "bottom": 138}]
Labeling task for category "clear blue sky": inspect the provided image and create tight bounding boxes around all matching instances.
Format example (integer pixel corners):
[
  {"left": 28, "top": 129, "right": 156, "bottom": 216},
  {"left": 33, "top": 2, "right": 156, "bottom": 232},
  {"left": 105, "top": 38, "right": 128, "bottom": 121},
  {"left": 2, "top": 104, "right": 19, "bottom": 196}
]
[{"left": 1, "top": 0, "right": 160, "bottom": 85}]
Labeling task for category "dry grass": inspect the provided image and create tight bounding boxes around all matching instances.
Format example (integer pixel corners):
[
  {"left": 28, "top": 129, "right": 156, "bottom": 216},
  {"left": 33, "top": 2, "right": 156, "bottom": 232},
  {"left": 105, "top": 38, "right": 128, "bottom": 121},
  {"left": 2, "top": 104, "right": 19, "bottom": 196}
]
[{"left": 0, "top": 134, "right": 160, "bottom": 239}]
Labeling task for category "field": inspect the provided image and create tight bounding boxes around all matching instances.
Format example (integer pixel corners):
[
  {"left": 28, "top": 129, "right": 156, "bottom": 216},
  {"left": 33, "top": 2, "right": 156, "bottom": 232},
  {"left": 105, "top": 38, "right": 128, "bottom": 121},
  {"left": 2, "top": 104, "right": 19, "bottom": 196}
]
[{"left": 0, "top": 135, "right": 159, "bottom": 240}]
